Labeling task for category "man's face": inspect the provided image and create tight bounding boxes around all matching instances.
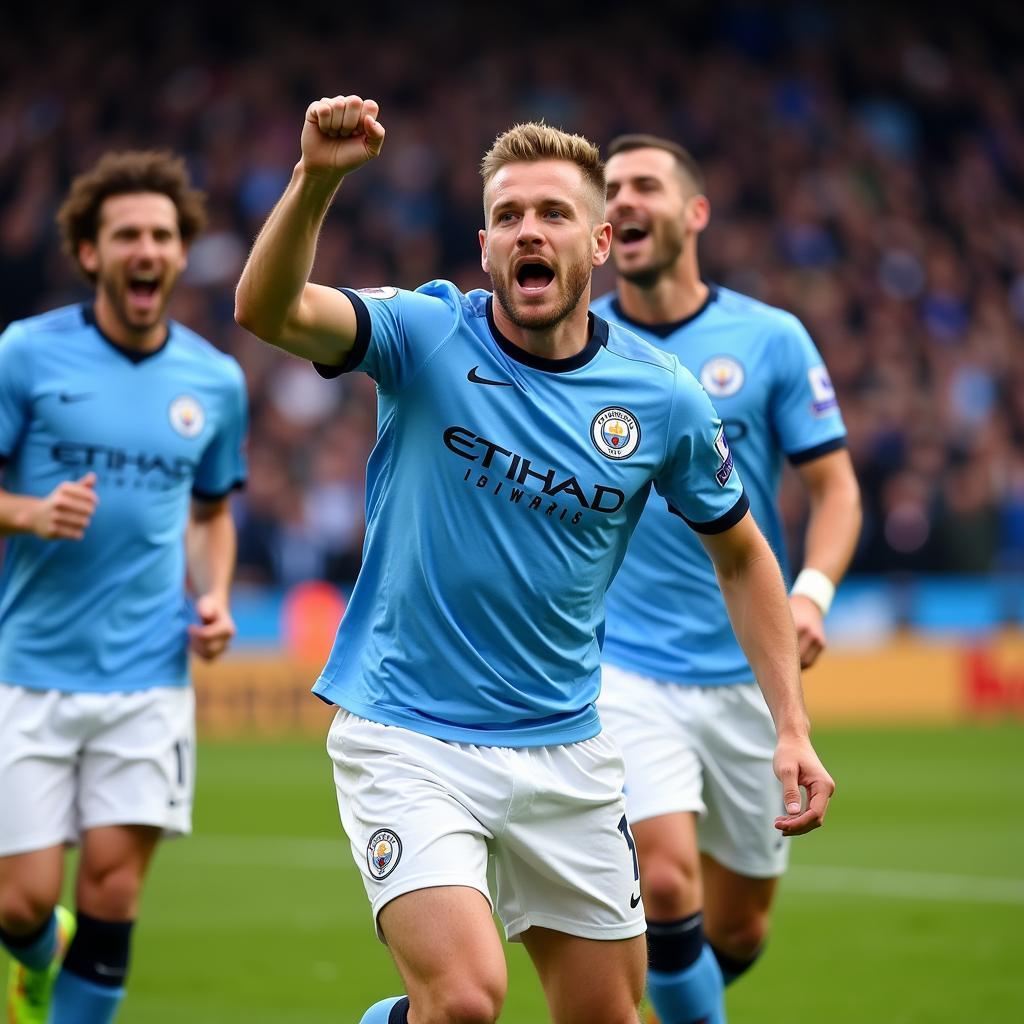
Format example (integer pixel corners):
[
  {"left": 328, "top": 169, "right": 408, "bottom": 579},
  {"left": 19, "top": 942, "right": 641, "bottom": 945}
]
[
  {"left": 480, "top": 160, "right": 610, "bottom": 331},
  {"left": 605, "top": 148, "right": 704, "bottom": 286},
  {"left": 78, "top": 192, "right": 187, "bottom": 334}
]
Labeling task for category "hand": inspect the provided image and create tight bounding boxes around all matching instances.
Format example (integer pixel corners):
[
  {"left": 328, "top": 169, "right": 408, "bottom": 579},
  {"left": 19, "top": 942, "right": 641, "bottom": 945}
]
[
  {"left": 31, "top": 472, "right": 98, "bottom": 540},
  {"left": 773, "top": 731, "right": 835, "bottom": 837},
  {"left": 301, "top": 94, "right": 385, "bottom": 181},
  {"left": 188, "top": 593, "right": 236, "bottom": 661},
  {"left": 790, "top": 593, "right": 826, "bottom": 669}
]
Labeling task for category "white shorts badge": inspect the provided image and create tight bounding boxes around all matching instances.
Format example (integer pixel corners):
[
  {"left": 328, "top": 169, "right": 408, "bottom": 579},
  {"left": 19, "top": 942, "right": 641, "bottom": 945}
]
[
  {"left": 169, "top": 395, "right": 205, "bottom": 438},
  {"left": 357, "top": 286, "right": 399, "bottom": 300},
  {"left": 367, "top": 828, "right": 402, "bottom": 879},
  {"left": 700, "top": 356, "right": 745, "bottom": 398},
  {"left": 591, "top": 407, "right": 641, "bottom": 460}
]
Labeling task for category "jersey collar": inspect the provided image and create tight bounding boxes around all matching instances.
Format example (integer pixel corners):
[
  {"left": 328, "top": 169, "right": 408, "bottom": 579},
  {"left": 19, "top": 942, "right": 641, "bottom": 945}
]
[
  {"left": 82, "top": 304, "right": 171, "bottom": 364},
  {"left": 486, "top": 295, "right": 608, "bottom": 373},
  {"left": 610, "top": 282, "right": 718, "bottom": 339}
]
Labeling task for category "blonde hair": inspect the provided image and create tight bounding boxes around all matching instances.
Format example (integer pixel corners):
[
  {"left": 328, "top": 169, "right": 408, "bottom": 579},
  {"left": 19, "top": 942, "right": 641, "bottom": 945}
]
[{"left": 480, "top": 122, "right": 605, "bottom": 216}]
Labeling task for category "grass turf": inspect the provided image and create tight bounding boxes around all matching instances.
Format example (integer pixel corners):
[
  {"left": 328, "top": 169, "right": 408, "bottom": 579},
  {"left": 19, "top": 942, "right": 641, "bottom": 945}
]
[{"left": 3, "top": 724, "right": 1021, "bottom": 1022}]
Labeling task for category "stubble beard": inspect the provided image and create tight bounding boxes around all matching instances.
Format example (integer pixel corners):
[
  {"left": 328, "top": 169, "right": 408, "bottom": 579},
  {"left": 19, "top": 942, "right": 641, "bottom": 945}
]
[
  {"left": 491, "top": 254, "right": 592, "bottom": 332},
  {"left": 614, "top": 224, "right": 685, "bottom": 289}
]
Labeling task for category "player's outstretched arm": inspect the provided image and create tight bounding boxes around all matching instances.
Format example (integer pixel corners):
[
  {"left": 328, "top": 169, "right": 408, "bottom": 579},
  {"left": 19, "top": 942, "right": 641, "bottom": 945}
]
[
  {"left": 790, "top": 448, "right": 862, "bottom": 668},
  {"left": 0, "top": 472, "right": 98, "bottom": 540},
  {"left": 699, "top": 512, "right": 835, "bottom": 837},
  {"left": 235, "top": 94, "right": 386, "bottom": 365}
]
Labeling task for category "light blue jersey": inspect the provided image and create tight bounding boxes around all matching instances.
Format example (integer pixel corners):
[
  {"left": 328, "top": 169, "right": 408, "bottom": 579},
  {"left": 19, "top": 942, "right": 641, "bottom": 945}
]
[
  {"left": 592, "top": 285, "right": 847, "bottom": 685},
  {"left": 311, "top": 282, "right": 748, "bottom": 747},
  {"left": 0, "top": 304, "right": 247, "bottom": 693}
]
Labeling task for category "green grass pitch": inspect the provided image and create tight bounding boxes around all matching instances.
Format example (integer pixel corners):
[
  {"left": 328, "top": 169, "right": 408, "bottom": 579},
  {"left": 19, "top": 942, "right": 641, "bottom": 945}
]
[{"left": 4, "top": 724, "right": 1022, "bottom": 1021}]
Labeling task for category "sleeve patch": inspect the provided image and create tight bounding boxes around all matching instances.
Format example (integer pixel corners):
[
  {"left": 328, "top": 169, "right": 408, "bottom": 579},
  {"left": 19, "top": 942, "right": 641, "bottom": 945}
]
[
  {"left": 714, "top": 424, "right": 734, "bottom": 486},
  {"left": 808, "top": 366, "right": 838, "bottom": 416}
]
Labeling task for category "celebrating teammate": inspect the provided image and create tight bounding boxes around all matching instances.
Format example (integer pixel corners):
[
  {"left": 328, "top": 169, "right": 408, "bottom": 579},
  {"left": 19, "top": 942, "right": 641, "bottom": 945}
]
[
  {"left": 594, "top": 135, "right": 862, "bottom": 1024},
  {"left": 0, "top": 152, "right": 247, "bottom": 1024},
  {"left": 235, "top": 95, "right": 833, "bottom": 1024}
]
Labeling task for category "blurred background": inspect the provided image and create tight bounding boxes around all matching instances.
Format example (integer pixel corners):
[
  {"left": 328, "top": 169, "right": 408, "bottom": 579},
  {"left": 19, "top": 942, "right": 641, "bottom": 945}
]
[{"left": 0, "top": 1, "right": 1022, "bottom": 1021}]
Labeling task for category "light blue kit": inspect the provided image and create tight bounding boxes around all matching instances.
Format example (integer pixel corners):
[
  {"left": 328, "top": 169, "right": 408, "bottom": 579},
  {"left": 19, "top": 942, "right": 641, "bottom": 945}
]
[
  {"left": 593, "top": 285, "right": 847, "bottom": 686},
  {"left": 0, "top": 305, "right": 247, "bottom": 692},
  {"left": 311, "top": 282, "right": 748, "bottom": 746}
]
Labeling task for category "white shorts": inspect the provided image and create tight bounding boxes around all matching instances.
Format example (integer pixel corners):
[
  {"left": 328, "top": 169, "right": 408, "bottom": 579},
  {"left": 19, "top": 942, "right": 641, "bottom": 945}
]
[
  {"left": 327, "top": 710, "right": 647, "bottom": 944},
  {"left": 0, "top": 683, "right": 195, "bottom": 857},
  {"left": 598, "top": 665, "right": 788, "bottom": 879}
]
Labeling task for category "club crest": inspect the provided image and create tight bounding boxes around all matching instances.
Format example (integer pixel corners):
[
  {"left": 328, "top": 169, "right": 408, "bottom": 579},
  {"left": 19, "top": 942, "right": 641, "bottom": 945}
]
[
  {"left": 591, "top": 407, "right": 641, "bottom": 460},
  {"left": 366, "top": 828, "right": 402, "bottom": 879},
  {"left": 169, "top": 395, "right": 205, "bottom": 438}
]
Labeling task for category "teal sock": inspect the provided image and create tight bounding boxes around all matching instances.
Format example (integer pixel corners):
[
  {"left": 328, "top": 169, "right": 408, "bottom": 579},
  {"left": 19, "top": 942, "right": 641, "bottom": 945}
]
[
  {"left": 359, "top": 995, "right": 409, "bottom": 1023},
  {"left": 0, "top": 912, "right": 58, "bottom": 971},
  {"left": 50, "top": 970, "right": 124, "bottom": 1024},
  {"left": 648, "top": 945, "right": 726, "bottom": 1024}
]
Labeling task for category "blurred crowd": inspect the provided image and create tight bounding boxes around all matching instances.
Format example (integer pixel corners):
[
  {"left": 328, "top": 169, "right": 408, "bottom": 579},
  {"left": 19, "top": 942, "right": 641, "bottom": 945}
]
[{"left": 1, "top": 1, "right": 1022, "bottom": 584}]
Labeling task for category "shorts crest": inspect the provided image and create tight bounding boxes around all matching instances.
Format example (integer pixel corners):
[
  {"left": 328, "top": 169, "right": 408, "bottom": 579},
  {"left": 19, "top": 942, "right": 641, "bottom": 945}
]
[{"left": 367, "top": 828, "right": 403, "bottom": 879}]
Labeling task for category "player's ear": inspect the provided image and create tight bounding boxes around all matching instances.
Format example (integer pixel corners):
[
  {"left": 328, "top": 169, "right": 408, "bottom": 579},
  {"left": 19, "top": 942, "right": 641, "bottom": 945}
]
[
  {"left": 479, "top": 228, "right": 489, "bottom": 273},
  {"left": 591, "top": 220, "right": 612, "bottom": 267},
  {"left": 686, "top": 194, "right": 710, "bottom": 234},
  {"left": 78, "top": 240, "right": 99, "bottom": 276}
]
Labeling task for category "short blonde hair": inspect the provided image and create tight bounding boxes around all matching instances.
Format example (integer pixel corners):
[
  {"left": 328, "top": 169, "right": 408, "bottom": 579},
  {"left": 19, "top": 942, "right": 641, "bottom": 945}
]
[{"left": 480, "top": 122, "right": 605, "bottom": 217}]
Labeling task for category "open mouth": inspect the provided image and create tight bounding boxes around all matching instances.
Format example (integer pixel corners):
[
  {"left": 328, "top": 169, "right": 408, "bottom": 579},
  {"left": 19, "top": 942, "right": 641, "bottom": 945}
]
[
  {"left": 128, "top": 275, "right": 160, "bottom": 301},
  {"left": 615, "top": 222, "right": 650, "bottom": 246},
  {"left": 515, "top": 260, "right": 556, "bottom": 293}
]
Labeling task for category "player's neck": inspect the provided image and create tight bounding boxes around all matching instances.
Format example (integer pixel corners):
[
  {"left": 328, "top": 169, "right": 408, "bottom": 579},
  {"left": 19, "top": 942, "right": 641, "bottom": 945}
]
[
  {"left": 492, "top": 290, "right": 595, "bottom": 362},
  {"left": 616, "top": 268, "right": 707, "bottom": 327},
  {"left": 92, "top": 293, "right": 169, "bottom": 354}
]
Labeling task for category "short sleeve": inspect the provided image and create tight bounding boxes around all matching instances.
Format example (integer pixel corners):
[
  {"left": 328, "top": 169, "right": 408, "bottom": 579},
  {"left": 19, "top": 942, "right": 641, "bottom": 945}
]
[
  {"left": 192, "top": 363, "right": 249, "bottom": 501},
  {"left": 655, "top": 362, "right": 750, "bottom": 534},
  {"left": 313, "top": 284, "right": 460, "bottom": 392},
  {"left": 770, "top": 315, "right": 847, "bottom": 465},
  {"left": 0, "top": 323, "right": 33, "bottom": 461}
]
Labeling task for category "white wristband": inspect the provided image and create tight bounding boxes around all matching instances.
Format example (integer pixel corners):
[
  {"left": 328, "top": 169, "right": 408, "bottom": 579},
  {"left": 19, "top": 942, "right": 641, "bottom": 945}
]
[{"left": 790, "top": 568, "right": 835, "bottom": 617}]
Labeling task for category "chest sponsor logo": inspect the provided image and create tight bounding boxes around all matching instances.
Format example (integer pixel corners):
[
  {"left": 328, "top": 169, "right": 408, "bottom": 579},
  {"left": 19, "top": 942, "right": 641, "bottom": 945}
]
[
  {"left": 590, "top": 407, "right": 641, "bottom": 460},
  {"left": 713, "top": 424, "right": 734, "bottom": 487},
  {"left": 443, "top": 425, "right": 627, "bottom": 527},
  {"left": 51, "top": 441, "right": 196, "bottom": 490},
  {"left": 808, "top": 366, "right": 838, "bottom": 416},
  {"left": 169, "top": 395, "right": 205, "bottom": 438},
  {"left": 700, "top": 356, "right": 745, "bottom": 397}
]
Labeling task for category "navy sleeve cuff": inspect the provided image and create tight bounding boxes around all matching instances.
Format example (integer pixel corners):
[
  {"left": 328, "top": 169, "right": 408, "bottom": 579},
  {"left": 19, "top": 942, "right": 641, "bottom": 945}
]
[
  {"left": 192, "top": 478, "right": 246, "bottom": 502},
  {"left": 787, "top": 436, "right": 846, "bottom": 466},
  {"left": 313, "top": 289, "right": 372, "bottom": 379},
  {"left": 669, "top": 490, "right": 750, "bottom": 535}
]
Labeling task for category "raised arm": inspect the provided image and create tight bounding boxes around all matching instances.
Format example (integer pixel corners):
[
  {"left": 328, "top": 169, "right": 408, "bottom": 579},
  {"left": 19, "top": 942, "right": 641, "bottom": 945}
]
[
  {"left": 699, "top": 511, "right": 835, "bottom": 836},
  {"left": 234, "top": 94, "right": 386, "bottom": 364}
]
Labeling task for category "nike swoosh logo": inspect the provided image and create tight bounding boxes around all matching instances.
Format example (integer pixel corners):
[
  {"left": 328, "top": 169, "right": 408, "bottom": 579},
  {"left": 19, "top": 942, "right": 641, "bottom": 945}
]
[
  {"left": 59, "top": 392, "right": 95, "bottom": 403},
  {"left": 94, "top": 964, "right": 125, "bottom": 978},
  {"left": 630, "top": 893, "right": 642, "bottom": 909},
  {"left": 467, "top": 366, "right": 512, "bottom": 387}
]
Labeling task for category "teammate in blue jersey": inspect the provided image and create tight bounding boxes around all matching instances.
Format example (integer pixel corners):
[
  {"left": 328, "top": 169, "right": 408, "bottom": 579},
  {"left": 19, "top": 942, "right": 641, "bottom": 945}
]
[
  {"left": 235, "top": 95, "right": 834, "bottom": 1024},
  {"left": 595, "top": 135, "right": 862, "bottom": 1024},
  {"left": 0, "top": 152, "right": 247, "bottom": 1024}
]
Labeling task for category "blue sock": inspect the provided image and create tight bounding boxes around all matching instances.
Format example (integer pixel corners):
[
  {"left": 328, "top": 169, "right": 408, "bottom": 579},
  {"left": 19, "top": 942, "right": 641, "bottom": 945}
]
[
  {"left": 50, "top": 912, "right": 132, "bottom": 1024},
  {"left": 50, "top": 971, "right": 123, "bottom": 1024},
  {"left": 359, "top": 995, "right": 409, "bottom": 1023},
  {"left": 0, "top": 911, "right": 58, "bottom": 971},
  {"left": 647, "top": 913, "right": 726, "bottom": 1024}
]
